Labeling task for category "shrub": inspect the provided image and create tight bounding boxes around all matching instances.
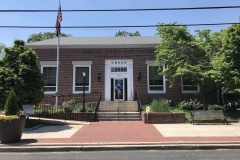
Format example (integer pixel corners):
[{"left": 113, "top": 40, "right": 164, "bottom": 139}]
[
  {"left": 178, "top": 99, "right": 202, "bottom": 110},
  {"left": 4, "top": 89, "right": 19, "bottom": 115},
  {"left": 223, "top": 92, "right": 240, "bottom": 110},
  {"left": 0, "top": 115, "right": 19, "bottom": 121},
  {"left": 57, "top": 110, "right": 65, "bottom": 113},
  {"left": 62, "top": 99, "right": 76, "bottom": 108},
  {"left": 150, "top": 99, "right": 170, "bottom": 112},
  {"left": 178, "top": 101, "right": 189, "bottom": 110},
  {"left": 85, "top": 103, "right": 95, "bottom": 112},
  {"left": 38, "top": 104, "right": 52, "bottom": 113},
  {"left": 208, "top": 104, "right": 225, "bottom": 110},
  {"left": 74, "top": 103, "right": 84, "bottom": 112}
]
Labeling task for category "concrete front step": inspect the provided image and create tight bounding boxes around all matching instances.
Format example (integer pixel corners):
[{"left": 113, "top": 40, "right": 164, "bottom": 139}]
[
  {"left": 99, "top": 109, "right": 139, "bottom": 112},
  {"left": 98, "top": 112, "right": 141, "bottom": 117},
  {"left": 99, "top": 101, "right": 139, "bottom": 112},
  {"left": 97, "top": 112, "right": 142, "bottom": 121},
  {"left": 98, "top": 118, "right": 142, "bottom": 121}
]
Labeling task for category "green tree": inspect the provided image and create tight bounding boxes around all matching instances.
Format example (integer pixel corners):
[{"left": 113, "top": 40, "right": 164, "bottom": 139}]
[
  {"left": 4, "top": 89, "right": 19, "bottom": 115},
  {"left": 27, "top": 32, "right": 72, "bottom": 43},
  {"left": 115, "top": 30, "right": 141, "bottom": 37},
  {"left": 212, "top": 23, "right": 240, "bottom": 90},
  {"left": 155, "top": 22, "right": 221, "bottom": 110},
  {"left": 0, "top": 40, "right": 44, "bottom": 109}
]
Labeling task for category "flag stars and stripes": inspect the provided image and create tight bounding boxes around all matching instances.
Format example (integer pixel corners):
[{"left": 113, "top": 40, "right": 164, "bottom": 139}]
[{"left": 55, "top": 3, "right": 62, "bottom": 37}]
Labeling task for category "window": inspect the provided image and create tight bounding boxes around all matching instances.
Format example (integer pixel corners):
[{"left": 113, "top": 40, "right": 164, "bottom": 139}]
[
  {"left": 73, "top": 61, "right": 92, "bottom": 93},
  {"left": 40, "top": 61, "right": 57, "bottom": 94},
  {"left": 182, "top": 76, "right": 199, "bottom": 93},
  {"left": 146, "top": 61, "right": 166, "bottom": 94},
  {"left": 74, "top": 67, "right": 90, "bottom": 92},
  {"left": 111, "top": 67, "right": 127, "bottom": 72},
  {"left": 42, "top": 67, "right": 57, "bottom": 92}
]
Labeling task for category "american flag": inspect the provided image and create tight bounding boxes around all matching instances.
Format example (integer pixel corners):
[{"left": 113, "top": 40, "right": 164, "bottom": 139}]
[{"left": 55, "top": 3, "right": 62, "bottom": 37}]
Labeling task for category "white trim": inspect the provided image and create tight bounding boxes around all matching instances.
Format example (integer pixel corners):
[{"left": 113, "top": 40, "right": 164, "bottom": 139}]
[
  {"left": 72, "top": 61, "right": 92, "bottom": 65},
  {"left": 40, "top": 61, "right": 58, "bottom": 65},
  {"left": 147, "top": 60, "right": 166, "bottom": 94},
  {"left": 105, "top": 59, "right": 134, "bottom": 101},
  {"left": 72, "top": 63, "right": 92, "bottom": 94},
  {"left": 181, "top": 76, "right": 200, "bottom": 94},
  {"left": 146, "top": 60, "right": 166, "bottom": 66},
  {"left": 145, "top": 60, "right": 155, "bottom": 66}
]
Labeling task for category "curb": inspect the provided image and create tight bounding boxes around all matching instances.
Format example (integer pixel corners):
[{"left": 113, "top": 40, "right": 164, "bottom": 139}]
[{"left": 1, "top": 144, "right": 240, "bottom": 152}]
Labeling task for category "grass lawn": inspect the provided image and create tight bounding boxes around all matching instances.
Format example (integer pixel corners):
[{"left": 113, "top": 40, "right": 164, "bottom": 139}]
[
  {"left": 25, "top": 119, "right": 42, "bottom": 128},
  {"left": 225, "top": 110, "right": 240, "bottom": 120}
]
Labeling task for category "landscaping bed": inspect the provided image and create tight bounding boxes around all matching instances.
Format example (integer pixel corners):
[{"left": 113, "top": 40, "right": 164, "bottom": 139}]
[{"left": 25, "top": 119, "right": 42, "bottom": 129}]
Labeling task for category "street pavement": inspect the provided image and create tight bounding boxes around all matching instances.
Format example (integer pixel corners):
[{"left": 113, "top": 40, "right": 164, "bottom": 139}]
[{"left": 1, "top": 118, "right": 240, "bottom": 152}]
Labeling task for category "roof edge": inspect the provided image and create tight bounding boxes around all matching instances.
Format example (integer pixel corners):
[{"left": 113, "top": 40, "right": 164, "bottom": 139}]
[{"left": 26, "top": 44, "right": 158, "bottom": 49}]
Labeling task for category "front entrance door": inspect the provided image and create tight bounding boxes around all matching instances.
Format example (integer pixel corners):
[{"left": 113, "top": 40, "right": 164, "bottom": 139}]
[
  {"left": 114, "top": 79, "right": 124, "bottom": 100},
  {"left": 110, "top": 78, "right": 128, "bottom": 101},
  {"left": 105, "top": 60, "right": 133, "bottom": 101}
]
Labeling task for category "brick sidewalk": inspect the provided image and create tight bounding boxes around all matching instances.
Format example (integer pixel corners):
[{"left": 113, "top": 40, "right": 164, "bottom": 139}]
[{"left": 22, "top": 121, "right": 240, "bottom": 145}]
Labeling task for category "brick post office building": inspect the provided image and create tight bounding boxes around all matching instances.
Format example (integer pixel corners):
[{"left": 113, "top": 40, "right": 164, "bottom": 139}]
[{"left": 26, "top": 36, "right": 218, "bottom": 106}]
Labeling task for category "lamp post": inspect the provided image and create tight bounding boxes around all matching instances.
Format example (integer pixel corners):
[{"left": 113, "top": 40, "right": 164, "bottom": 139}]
[{"left": 82, "top": 72, "right": 86, "bottom": 112}]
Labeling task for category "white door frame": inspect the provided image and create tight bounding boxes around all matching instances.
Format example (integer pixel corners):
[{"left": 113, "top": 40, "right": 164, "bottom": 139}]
[{"left": 105, "top": 60, "right": 133, "bottom": 101}]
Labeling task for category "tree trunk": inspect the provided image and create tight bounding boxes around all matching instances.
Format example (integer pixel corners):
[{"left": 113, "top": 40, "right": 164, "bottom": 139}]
[
  {"left": 202, "top": 94, "right": 208, "bottom": 110},
  {"left": 218, "top": 88, "right": 223, "bottom": 105},
  {"left": 200, "top": 88, "right": 208, "bottom": 110}
]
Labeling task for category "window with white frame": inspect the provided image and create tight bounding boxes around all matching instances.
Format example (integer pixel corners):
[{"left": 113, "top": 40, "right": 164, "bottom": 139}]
[
  {"left": 73, "top": 61, "right": 92, "bottom": 93},
  {"left": 182, "top": 76, "right": 199, "bottom": 93},
  {"left": 146, "top": 61, "right": 166, "bottom": 94},
  {"left": 40, "top": 61, "right": 57, "bottom": 93}
]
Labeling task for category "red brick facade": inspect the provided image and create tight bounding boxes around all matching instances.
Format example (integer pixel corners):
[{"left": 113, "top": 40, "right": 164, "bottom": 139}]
[
  {"left": 142, "top": 112, "right": 186, "bottom": 124},
  {"left": 33, "top": 47, "right": 218, "bottom": 105}
]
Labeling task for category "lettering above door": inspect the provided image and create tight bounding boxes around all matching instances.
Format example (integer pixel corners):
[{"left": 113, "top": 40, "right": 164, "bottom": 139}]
[{"left": 111, "top": 61, "right": 127, "bottom": 65}]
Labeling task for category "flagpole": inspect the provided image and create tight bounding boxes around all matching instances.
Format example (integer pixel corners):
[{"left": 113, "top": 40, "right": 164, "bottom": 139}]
[
  {"left": 55, "top": 0, "right": 60, "bottom": 108},
  {"left": 56, "top": 33, "right": 59, "bottom": 108}
]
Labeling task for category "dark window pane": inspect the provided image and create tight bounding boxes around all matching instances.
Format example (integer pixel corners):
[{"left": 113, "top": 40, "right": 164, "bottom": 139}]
[
  {"left": 182, "top": 76, "right": 198, "bottom": 91},
  {"left": 75, "top": 67, "right": 90, "bottom": 92},
  {"left": 75, "top": 87, "right": 89, "bottom": 92},
  {"left": 149, "top": 66, "right": 164, "bottom": 91},
  {"left": 183, "top": 86, "right": 198, "bottom": 91},
  {"left": 111, "top": 67, "right": 127, "bottom": 72},
  {"left": 183, "top": 77, "right": 195, "bottom": 85},
  {"left": 150, "top": 86, "right": 163, "bottom": 91},
  {"left": 43, "top": 86, "right": 56, "bottom": 92},
  {"left": 43, "top": 67, "right": 56, "bottom": 92}
]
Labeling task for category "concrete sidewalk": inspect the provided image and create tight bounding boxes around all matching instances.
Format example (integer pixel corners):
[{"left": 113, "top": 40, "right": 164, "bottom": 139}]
[{"left": 1, "top": 120, "right": 240, "bottom": 152}]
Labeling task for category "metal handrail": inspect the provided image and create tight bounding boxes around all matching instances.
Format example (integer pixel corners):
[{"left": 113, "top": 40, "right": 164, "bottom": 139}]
[
  {"left": 94, "top": 91, "right": 102, "bottom": 121},
  {"left": 135, "top": 91, "right": 142, "bottom": 113}
]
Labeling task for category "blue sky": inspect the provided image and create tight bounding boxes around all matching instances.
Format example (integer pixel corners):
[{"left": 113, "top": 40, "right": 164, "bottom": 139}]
[{"left": 0, "top": 0, "right": 240, "bottom": 46}]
